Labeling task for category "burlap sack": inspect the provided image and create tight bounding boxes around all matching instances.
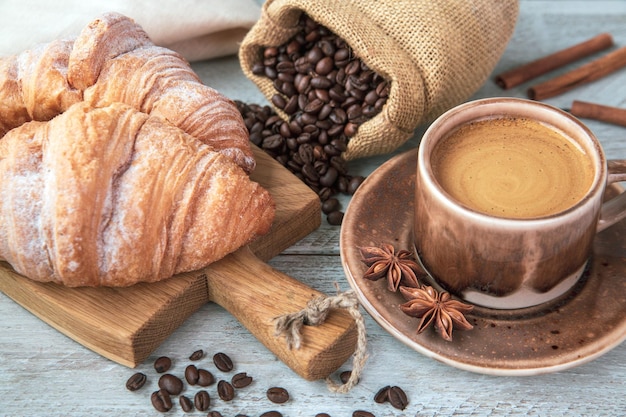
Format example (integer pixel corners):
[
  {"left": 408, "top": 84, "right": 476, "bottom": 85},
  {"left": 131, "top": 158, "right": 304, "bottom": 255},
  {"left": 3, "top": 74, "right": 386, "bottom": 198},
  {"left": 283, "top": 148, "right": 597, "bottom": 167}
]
[{"left": 239, "top": 0, "right": 519, "bottom": 160}]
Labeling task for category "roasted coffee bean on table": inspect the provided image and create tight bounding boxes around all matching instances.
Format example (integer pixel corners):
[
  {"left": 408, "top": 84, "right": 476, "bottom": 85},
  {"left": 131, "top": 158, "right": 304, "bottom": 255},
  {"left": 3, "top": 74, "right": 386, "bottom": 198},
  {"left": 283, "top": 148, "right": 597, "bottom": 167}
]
[
  {"left": 352, "top": 411, "right": 375, "bottom": 417},
  {"left": 213, "top": 352, "right": 234, "bottom": 372},
  {"left": 260, "top": 412, "right": 283, "bottom": 417},
  {"left": 153, "top": 356, "right": 172, "bottom": 373},
  {"left": 238, "top": 14, "right": 386, "bottom": 225},
  {"left": 388, "top": 385, "right": 409, "bottom": 410},
  {"left": 217, "top": 380, "right": 236, "bottom": 401},
  {"left": 189, "top": 349, "right": 204, "bottom": 361},
  {"left": 125, "top": 372, "right": 147, "bottom": 391},
  {"left": 150, "top": 389, "right": 173, "bottom": 412},
  {"left": 194, "top": 389, "right": 211, "bottom": 411},
  {"left": 373, "top": 385, "right": 390, "bottom": 403},
  {"left": 231, "top": 371, "right": 254, "bottom": 388},
  {"left": 158, "top": 373, "right": 184, "bottom": 395},
  {"left": 184, "top": 364, "right": 199, "bottom": 385},
  {"left": 179, "top": 395, "right": 194, "bottom": 412},
  {"left": 266, "top": 386, "right": 290, "bottom": 404},
  {"left": 197, "top": 368, "right": 215, "bottom": 386}
]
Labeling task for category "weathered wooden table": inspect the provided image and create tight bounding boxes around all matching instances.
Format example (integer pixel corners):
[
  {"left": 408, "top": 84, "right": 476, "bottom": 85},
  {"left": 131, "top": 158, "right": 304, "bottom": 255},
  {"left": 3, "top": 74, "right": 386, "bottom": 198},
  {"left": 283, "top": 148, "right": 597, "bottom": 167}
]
[{"left": 2, "top": 1, "right": 625, "bottom": 416}]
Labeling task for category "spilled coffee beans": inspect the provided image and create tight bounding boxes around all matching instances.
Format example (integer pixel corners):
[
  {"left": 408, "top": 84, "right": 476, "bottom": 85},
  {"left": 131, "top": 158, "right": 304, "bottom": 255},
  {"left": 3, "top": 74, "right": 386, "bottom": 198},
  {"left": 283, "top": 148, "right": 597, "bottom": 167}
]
[
  {"left": 373, "top": 385, "right": 409, "bottom": 410},
  {"left": 238, "top": 13, "right": 383, "bottom": 225}
]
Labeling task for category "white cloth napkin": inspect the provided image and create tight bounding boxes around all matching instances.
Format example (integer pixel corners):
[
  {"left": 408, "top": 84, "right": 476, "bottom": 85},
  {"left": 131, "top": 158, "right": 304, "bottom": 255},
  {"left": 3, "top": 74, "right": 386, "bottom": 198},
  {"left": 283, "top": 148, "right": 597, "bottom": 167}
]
[{"left": 0, "top": 0, "right": 261, "bottom": 61}]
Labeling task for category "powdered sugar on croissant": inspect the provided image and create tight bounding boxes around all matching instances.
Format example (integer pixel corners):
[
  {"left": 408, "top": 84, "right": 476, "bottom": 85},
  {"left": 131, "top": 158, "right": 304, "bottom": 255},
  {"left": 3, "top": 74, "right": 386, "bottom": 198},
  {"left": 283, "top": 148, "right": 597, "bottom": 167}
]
[
  {"left": 0, "top": 12, "right": 255, "bottom": 173},
  {"left": 0, "top": 102, "right": 274, "bottom": 287}
]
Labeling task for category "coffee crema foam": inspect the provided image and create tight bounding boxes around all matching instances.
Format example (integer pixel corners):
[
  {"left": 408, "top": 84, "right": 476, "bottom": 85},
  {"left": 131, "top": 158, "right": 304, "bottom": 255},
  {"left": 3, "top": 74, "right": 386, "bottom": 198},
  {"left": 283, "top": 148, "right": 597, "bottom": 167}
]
[{"left": 431, "top": 117, "right": 595, "bottom": 219}]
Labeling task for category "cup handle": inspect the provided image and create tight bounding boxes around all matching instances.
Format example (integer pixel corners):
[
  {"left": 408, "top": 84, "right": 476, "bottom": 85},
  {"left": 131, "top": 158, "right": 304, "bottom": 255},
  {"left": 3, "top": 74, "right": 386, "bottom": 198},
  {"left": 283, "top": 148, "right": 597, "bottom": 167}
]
[{"left": 597, "top": 160, "right": 626, "bottom": 232}]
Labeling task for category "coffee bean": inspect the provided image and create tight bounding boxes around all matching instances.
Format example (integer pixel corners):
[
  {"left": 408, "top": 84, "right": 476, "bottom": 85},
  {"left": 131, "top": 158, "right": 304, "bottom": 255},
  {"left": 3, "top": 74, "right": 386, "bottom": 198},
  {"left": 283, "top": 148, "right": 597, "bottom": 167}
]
[
  {"left": 231, "top": 372, "right": 253, "bottom": 388},
  {"left": 348, "top": 176, "right": 365, "bottom": 194},
  {"left": 237, "top": 14, "right": 385, "bottom": 225},
  {"left": 271, "top": 94, "right": 286, "bottom": 109},
  {"left": 208, "top": 412, "right": 225, "bottom": 417},
  {"left": 266, "top": 387, "right": 290, "bottom": 404},
  {"left": 185, "top": 364, "right": 199, "bottom": 385},
  {"left": 321, "top": 197, "right": 340, "bottom": 214},
  {"left": 197, "top": 368, "right": 215, "bottom": 387},
  {"left": 316, "top": 414, "right": 332, "bottom": 417},
  {"left": 326, "top": 210, "right": 344, "bottom": 226},
  {"left": 388, "top": 386, "right": 409, "bottom": 410},
  {"left": 339, "top": 370, "right": 353, "bottom": 384},
  {"left": 179, "top": 395, "right": 194, "bottom": 412},
  {"left": 374, "top": 385, "right": 390, "bottom": 403},
  {"left": 352, "top": 411, "right": 375, "bottom": 417},
  {"left": 153, "top": 356, "right": 171, "bottom": 373},
  {"left": 217, "top": 380, "right": 235, "bottom": 401},
  {"left": 213, "top": 352, "right": 234, "bottom": 372},
  {"left": 315, "top": 56, "right": 334, "bottom": 75},
  {"left": 260, "top": 412, "right": 283, "bottom": 417},
  {"left": 158, "top": 373, "right": 183, "bottom": 395},
  {"left": 151, "top": 389, "right": 173, "bottom": 412},
  {"left": 125, "top": 372, "right": 147, "bottom": 391},
  {"left": 194, "top": 390, "right": 211, "bottom": 411},
  {"left": 189, "top": 349, "right": 204, "bottom": 361},
  {"left": 320, "top": 166, "right": 339, "bottom": 187}
]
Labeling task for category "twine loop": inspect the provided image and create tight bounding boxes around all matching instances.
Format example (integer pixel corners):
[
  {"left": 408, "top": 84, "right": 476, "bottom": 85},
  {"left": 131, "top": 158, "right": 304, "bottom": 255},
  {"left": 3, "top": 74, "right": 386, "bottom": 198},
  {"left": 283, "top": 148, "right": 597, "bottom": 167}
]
[{"left": 274, "top": 287, "right": 368, "bottom": 393}]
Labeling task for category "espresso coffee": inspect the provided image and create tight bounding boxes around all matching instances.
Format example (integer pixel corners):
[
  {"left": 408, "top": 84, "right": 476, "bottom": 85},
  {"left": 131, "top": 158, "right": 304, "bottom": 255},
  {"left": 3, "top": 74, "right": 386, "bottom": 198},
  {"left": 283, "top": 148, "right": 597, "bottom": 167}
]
[{"left": 431, "top": 117, "right": 595, "bottom": 218}]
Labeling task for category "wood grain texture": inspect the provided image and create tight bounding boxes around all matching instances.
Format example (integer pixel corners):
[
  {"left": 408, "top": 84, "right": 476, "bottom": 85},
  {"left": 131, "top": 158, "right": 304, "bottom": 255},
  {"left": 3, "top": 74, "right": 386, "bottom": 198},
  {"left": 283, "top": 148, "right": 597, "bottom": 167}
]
[
  {"left": 0, "top": 146, "right": 357, "bottom": 376},
  {"left": 2, "top": 1, "right": 626, "bottom": 416}
]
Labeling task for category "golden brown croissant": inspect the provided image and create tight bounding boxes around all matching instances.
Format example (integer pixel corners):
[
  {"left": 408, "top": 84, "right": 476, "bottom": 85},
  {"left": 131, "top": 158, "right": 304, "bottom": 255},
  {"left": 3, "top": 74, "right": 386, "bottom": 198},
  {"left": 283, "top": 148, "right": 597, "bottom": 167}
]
[
  {"left": 0, "top": 102, "right": 274, "bottom": 287},
  {"left": 0, "top": 12, "right": 255, "bottom": 173},
  {"left": 0, "top": 39, "right": 82, "bottom": 136},
  {"left": 83, "top": 45, "right": 254, "bottom": 172}
]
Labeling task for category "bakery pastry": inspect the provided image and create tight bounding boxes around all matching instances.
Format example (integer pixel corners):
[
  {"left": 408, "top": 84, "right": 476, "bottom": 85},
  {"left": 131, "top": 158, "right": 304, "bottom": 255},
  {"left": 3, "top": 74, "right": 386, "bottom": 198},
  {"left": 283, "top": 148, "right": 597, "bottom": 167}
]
[
  {"left": 0, "top": 12, "right": 255, "bottom": 173},
  {"left": 0, "top": 102, "right": 274, "bottom": 287},
  {"left": 83, "top": 45, "right": 253, "bottom": 172}
]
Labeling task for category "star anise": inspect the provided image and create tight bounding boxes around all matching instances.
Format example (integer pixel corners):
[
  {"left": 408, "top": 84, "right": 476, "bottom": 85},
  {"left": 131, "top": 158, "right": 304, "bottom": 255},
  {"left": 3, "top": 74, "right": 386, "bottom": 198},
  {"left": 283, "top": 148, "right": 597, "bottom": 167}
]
[
  {"left": 359, "top": 243, "right": 424, "bottom": 292},
  {"left": 399, "top": 285, "right": 474, "bottom": 341}
]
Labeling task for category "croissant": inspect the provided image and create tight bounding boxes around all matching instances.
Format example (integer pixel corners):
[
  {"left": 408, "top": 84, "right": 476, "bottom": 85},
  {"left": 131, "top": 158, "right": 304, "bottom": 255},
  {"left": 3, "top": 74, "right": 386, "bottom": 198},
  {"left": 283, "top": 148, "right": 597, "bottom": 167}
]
[
  {"left": 0, "top": 12, "right": 255, "bottom": 173},
  {"left": 0, "top": 102, "right": 275, "bottom": 287}
]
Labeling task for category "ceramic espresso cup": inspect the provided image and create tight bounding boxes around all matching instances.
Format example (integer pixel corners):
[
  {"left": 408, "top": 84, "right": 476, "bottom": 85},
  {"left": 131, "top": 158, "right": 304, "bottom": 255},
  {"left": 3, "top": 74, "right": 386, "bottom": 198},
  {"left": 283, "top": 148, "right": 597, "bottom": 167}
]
[{"left": 414, "top": 97, "right": 626, "bottom": 309}]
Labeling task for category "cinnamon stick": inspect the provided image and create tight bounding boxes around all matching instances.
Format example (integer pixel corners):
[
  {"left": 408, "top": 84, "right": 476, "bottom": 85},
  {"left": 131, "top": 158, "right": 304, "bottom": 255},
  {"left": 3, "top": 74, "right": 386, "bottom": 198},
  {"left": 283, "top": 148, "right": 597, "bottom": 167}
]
[
  {"left": 527, "top": 46, "right": 626, "bottom": 100},
  {"left": 569, "top": 100, "right": 626, "bottom": 127},
  {"left": 495, "top": 33, "right": 614, "bottom": 89}
]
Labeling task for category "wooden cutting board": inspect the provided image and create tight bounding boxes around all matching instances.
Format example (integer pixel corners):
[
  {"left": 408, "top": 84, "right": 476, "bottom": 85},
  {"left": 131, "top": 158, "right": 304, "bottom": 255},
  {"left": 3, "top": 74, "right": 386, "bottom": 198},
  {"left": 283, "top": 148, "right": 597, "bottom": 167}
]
[{"left": 0, "top": 146, "right": 357, "bottom": 381}]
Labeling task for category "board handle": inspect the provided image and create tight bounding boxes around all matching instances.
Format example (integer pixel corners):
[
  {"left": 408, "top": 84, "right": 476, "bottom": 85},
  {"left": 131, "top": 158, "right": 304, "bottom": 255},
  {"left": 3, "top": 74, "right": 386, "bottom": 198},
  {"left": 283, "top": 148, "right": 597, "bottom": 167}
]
[{"left": 206, "top": 246, "right": 358, "bottom": 381}]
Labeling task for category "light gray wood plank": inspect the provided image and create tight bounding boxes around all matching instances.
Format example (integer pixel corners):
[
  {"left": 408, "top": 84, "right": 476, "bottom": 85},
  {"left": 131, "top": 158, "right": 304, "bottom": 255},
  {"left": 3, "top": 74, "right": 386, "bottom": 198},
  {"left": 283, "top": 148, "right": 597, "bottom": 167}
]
[{"left": 2, "top": 1, "right": 626, "bottom": 416}]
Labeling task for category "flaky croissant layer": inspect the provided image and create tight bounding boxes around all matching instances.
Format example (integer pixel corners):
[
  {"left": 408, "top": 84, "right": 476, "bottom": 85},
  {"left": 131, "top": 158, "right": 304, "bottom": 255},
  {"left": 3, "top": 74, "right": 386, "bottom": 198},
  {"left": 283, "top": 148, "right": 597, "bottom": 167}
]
[
  {"left": 0, "top": 102, "right": 274, "bottom": 287},
  {"left": 0, "top": 12, "right": 256, "bottom": 173}
]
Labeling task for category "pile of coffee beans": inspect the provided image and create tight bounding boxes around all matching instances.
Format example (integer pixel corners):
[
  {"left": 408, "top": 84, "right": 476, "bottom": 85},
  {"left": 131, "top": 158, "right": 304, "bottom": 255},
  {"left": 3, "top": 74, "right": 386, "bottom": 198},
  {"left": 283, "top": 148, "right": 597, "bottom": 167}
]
[
  {"left": 126, "top": 350, "right": 293, "bottom": 415},
  {"left": 236, "top": 13, "right": 389, "bottom": 225},
  {"left": 126, "top": 348, "right": 409, "bottom": 415}
]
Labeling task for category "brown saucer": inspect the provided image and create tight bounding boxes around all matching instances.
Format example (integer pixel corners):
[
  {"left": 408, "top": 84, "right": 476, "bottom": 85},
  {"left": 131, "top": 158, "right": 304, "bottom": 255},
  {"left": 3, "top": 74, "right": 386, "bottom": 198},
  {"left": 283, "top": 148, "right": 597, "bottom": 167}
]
[{"left": 340, "top": 149, "right": 626, "bottom": 375}]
